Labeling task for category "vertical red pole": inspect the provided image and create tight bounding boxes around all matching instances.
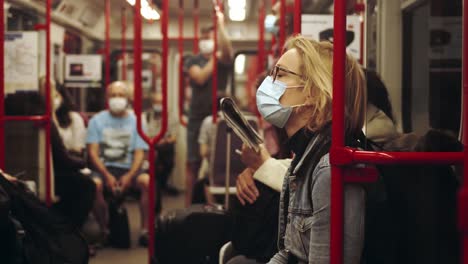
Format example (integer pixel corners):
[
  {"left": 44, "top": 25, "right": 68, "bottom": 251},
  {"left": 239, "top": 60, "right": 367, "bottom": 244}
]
[
  {"left": 270, "top": 0, "right": 277, "bottom": 58},
  {"left": 279, "top": 0, "right": 286, "bottom": 52},
  {"left": 105, "top": 0, "right": 110, "bottom": 88},
  {"left": 460, "top": 0, "right": 468, "bottom": 262},
  {"left": 44, "top": 0, "right": 52, "bottom": 207},
  {"left": 121, "top": 7, "right": 127, "bottom": 81},
  {"left": 293, "top": 0, "right": 301, "bottom": 34},
  {"left": 211, "top": 0, "right": 219, "bottom": 123},
  {"left": 0, "top": 0, "right": 5, "bottom": 170},
  {"left": 258, "top": 0, "right": 266, "bottom": 75},
  {"left": 330, "top": 0, "right": 346, "bottom": 263},
  {"left": 178, "top": 0, "right": 187, "bottom": 126},
  {"left": 193, "top": 0, "right": 199, "bottom": 54}
]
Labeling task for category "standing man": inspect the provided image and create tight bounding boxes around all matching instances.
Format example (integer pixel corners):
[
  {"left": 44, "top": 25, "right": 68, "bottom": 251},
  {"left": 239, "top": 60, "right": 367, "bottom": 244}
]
[
  {"left": 87, "top": 81, "right": 150, "bottom": 247},
  {"left": 185, "top": 9, "right": 233, "bottom": 205}
]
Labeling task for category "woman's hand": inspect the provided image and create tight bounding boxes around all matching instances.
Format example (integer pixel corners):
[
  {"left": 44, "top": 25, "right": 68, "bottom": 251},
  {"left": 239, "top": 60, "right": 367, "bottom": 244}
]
[
  {"left": 236, "top": 168, "right": 259, "bottom": 205},
  {"left": 240, "top": 144, "right": 271, "bottom": 171}
]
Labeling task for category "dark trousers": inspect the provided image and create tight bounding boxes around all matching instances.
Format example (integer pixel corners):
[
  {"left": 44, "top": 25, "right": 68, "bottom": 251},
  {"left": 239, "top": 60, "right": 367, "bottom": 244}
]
[
  {"left": 155, "top": 143, "right": 175, "bottom": 214},
  {"left": 54, "top": 171, "right": 96, "bottom": 228}
]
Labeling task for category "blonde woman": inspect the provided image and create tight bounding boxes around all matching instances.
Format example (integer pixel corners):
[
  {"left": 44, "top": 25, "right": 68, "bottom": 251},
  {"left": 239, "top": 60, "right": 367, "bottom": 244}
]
[{"left": 254, "top": 36, "right": 366, "bottom": 264}]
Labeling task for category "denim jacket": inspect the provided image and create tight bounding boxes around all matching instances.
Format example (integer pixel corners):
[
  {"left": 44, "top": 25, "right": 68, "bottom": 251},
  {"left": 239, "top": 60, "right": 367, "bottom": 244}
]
[{"left": 268, "top": 131, "right": 366, "bottom": 264}]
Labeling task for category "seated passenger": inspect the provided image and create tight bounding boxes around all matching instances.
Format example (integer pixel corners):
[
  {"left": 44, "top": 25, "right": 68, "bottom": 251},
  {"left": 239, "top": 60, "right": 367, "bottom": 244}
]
[
  {"left": 87, "top": 81, "right": 150, "bottom": 247},
  {"left": 38, "top": 77, "right": 96, "bottom": 231},
  {"left": 52, "top": 84, "right": 86, "bottom": 157},
  {"left": 237, "top": 67, "right": 398, "bottom": 203},
  {"left": 234, "top": 36, "right": 367, "bottom": 264}
]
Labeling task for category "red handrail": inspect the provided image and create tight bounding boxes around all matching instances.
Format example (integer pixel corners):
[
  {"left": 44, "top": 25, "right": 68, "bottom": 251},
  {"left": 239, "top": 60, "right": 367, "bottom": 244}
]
[
  {"left": 293, "top": 0, "right": 301, "bottom": 34},
  {"left": 0, "top": 0, "right": 4, "bottom": 170},
  {"left": 121, "top": 7, "right": 127, "bottom": 81},
  {"left": 330, "top": 0, "right": 468, "bottom": 263},
  {"left": 254, "top": 0, "right": 266, "bottom": 120},
  {"left": 279, "top": 0, "right": 286, "bottom": 52},
  {"left": 258, "top": 0, "right": 266, "bottom": 76},
  {"left": 330, "top": 0, "right": 347, "bottom": 262},
  {"left": 133, "top": 0, "right": 168, "bottom": 262},
  {"left": 178, "top": 0, "right": 187, "bottom": 127},
  {"left": 105, "top": 0, "right": 111, "bottom": 88},
  {"left": 460, "top": 0, "right": 468, "bottom": 262},
  {"left": 193, "top": 0, "right": 199, "bottom": 54},
  {"left": 211, "top": 0, "right": 220, "bottom": 123}
]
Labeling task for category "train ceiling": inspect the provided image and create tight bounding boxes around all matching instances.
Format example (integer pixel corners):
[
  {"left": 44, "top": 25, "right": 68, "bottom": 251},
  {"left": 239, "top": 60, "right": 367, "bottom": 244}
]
[{"left": 7, "top": 0, "right": 350, "bottom": 42}]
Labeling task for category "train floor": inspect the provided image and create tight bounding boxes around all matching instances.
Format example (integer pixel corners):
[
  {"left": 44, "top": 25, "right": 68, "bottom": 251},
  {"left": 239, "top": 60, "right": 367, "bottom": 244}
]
[{"left": 87, "top": 191, "right": 186, "bottom": 264}]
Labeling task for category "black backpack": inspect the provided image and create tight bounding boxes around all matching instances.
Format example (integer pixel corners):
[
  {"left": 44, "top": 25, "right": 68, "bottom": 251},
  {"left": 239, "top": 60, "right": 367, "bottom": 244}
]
[
  {"left": 154, "top": 204, "right": 233, "bottom": 264},
  {"left": 107, "top": 190, "right": 131, "bottom": 249},
  {"left": 0, "top": 174, "right": 89, "bottom": 264}
]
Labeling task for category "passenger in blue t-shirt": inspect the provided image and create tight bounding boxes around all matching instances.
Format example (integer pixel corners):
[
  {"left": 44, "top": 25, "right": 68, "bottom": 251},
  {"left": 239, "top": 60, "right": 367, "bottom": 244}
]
[{"left": 87, "top": 81, "right": 150, "bottom": 247}]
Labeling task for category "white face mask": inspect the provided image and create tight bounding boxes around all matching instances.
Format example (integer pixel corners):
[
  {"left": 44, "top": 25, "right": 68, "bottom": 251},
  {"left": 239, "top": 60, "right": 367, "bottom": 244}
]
[
  {"left": 53, "top": 97, "right": 62, "bottom": 110},
  {"left": 199, "top": 39, "right": 214, "bottom": 54},
  {"left": 109, "top": 97, "right": 128, "bottom": 114},
  {"left": 153, "top": 104, "right": 162, "bottom": 113}
]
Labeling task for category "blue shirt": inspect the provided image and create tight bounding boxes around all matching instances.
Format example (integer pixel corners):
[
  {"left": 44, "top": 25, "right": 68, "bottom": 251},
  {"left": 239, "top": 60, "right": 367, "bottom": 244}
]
[{"left": 86, "top": 110, "right": 148, "bottom": 169}]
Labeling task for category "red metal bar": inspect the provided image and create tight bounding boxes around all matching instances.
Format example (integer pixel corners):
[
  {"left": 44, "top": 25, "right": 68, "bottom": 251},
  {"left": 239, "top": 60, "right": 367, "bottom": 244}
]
[
  {"left": 0, "top": 0, "right": 4, "bottom": 170},
  {"left": 254, "top": 0, "right": 266, "bottom": 120},
  {"left": 121, "top": 7, "right": 127, "bottom": 81},
  {"left": 258, "top": 0, "right": 266, "bottom": 75},
  {"left": 211, "top": 0, "right": 219, "bottom": 123},
  {"left": 460, "top": 0, "right": 468, "bottom": 262},
  {"left": 44, "top": 0, "right": 52, "bottom": 207},
  {"left": 178, "top": 0, "right": 187, "bottom": 127},
  {"left": 279, "top": 0, "right": 286, "bottom": 52},
  {"left": 133, "top": 0, "right": 168, "bottom": 262},
  {"left": 2, "top": 116, "right": 50, "bottom": 122},
  {"left": 293, "top": 0, "right": 301, "bottom": 34},
  {"left": 105, "top": 0, "right": 111, "bottom": 88},
  {"left": 330, "top": 0, "right": 347, "bottom": 262},
  {"left": 193, "top": 0, "right": 199, "bottom": 54}
]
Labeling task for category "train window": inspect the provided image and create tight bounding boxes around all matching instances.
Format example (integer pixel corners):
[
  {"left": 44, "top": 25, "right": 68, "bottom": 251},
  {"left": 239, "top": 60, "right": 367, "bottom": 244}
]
[
  {"left": 232, "top": 51, "right": 260, "bottom": 113},
  {"left": 402, "top": 0, "right": 462, "bottom": 136},
  {"left": 7, "top": 7, "right": 39, "bottom": 31}
]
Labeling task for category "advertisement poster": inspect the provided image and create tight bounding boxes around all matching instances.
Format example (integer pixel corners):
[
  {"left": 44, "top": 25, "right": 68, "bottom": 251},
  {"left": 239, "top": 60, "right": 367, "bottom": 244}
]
[
  {"left": 301, "top": 15, "right": 362, "bottom": 60},
  {"left": 4, "top": 32, "right": 39, "bottom": 94},
  {"left": 65, "top": 55, "right": 102, "bottom": 82}
]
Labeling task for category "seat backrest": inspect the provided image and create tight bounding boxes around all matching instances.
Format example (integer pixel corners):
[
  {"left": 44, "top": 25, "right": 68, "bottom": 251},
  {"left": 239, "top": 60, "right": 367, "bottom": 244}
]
[
  {"left": 209, "top": 115, "right": 259, "bottom": 188},
  {"left": 363, "top": 129, "right": 461, "bottom": 264}
]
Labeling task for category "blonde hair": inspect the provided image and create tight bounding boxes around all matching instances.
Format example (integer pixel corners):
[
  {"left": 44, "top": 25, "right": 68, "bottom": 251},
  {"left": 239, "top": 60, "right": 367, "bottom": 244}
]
[{"left": 285, "top": 36, "right": 366, "bottom": 136}]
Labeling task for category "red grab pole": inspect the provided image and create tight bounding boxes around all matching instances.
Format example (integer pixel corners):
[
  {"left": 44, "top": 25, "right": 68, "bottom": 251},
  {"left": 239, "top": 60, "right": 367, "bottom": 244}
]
[
  {"left": 459, "top": 0, "right": 468, "bottom": 262},
  {"left": 330, "top": 0, "right": 346, "bottom": 262},
  {"left": 178, "top": 0, "right": 187, "bottom": 127},
  {"left": 105, "top": 0, "right": 111, "bottom": 88},
  {"left": 133, "top": 0, "right": 168, "bottom": 262},
  {"left": 193, "top": 0, "right": 199, "bottom": 54},
  {"left": 121, "top": 7, "right": 127, "bottom": 81},
  {"left": 279, "top": 0, "right": 286, "bottom": 52},
  {"left": 293, "top": 0, "right": 301, "bottom": 34},
  {"left": 0, "top": 0, "right": 4, "bottom": 170},
  {"left": 211, "top": 0, "right": 219, "bottom": 123},
  {"left": 258, "top": 0, "right": 266, "bottom": 75}
]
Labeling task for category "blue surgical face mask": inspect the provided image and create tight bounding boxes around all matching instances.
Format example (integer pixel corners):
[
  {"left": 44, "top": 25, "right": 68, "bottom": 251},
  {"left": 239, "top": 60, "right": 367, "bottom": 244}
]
[
  {"left": 264, "top": 14, "right": 279, "bottom": 35},
  {"left": 256, "top": 76, "right": 304, "bottom": 128}
]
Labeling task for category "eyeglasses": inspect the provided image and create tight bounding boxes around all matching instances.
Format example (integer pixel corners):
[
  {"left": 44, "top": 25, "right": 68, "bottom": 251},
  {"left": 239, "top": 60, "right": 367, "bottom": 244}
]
[{"left": 270, "top": 65, "right": 302, "bottom": 82}]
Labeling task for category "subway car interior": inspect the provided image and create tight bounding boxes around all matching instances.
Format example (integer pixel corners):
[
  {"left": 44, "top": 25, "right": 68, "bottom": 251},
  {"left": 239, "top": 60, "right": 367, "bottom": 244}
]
[{"left": 0, "top": 0, "right": 466, "bottom": 263}]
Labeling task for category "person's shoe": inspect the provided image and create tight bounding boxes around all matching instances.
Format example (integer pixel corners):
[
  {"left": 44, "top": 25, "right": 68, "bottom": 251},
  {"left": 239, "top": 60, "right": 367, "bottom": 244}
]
[
  {"left": 138, "top": 231, "right": 149, "bottom": 247},
  {"left": 163, "top": 186, "right": 180, "bottom": 196}
]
